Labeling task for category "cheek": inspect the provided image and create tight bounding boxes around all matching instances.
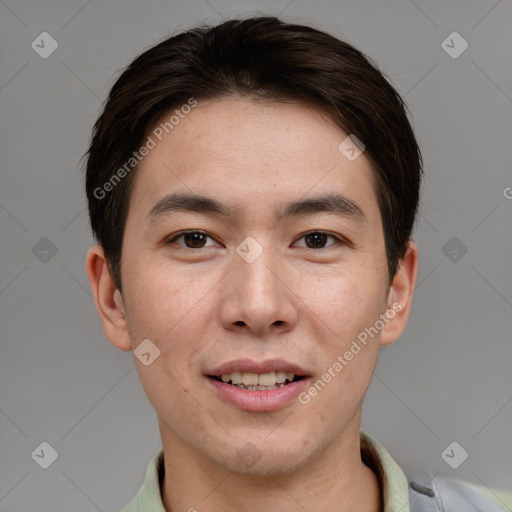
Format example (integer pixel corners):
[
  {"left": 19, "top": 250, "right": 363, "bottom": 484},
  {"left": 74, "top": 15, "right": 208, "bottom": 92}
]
[
  {"left": 123, "top": 261, "right": 201, "bottom": 337},
  {"left": 305, "top": 271, "right": 384, "bottom": 394},
  {"left": 309, "top": 270, "right": 383, "bottom": 341},
  {"left": 122, "top": 264, "right": 212, "bottom": 385},
  {"left": 305, "top": 336, "right": 378, "bottom": 427},
  {"left": 122, "top": 268, "right": 206, "bottom": 418}
]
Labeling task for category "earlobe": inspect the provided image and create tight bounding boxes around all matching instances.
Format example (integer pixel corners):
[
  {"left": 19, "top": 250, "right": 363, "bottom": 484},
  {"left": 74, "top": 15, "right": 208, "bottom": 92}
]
[
  {"left": 85, "top": 245, "right": 132, "bottom": 352},
  {"left": 379, "top": 240, "right": 419, "bottom": 347}
]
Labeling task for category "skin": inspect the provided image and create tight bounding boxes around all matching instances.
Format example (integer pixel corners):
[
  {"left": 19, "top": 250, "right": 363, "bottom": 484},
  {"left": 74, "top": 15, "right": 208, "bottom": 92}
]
[{"left": 86, "top": 96, "right": 418, "bottom": 512}]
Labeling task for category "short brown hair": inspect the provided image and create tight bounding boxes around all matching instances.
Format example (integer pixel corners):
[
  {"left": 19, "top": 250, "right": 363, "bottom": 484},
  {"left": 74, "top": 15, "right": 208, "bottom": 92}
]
[{"left": 84, "top": 15, "right": 423, "bottom": 292}]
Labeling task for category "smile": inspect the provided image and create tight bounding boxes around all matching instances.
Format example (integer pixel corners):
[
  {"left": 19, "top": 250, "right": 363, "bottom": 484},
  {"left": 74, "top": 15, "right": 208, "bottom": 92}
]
[{"left": 209, "top": 371, "right": 305, "bottom": 390}]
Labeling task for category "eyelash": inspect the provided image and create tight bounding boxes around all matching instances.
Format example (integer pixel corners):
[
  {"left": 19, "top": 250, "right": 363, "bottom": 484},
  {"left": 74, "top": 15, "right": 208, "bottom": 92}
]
[{"left": 165, "top": 230, "right": 346, "bottom": 250}]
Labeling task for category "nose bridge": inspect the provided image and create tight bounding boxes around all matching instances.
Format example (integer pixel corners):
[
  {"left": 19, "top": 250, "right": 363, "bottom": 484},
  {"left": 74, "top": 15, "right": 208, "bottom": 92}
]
[
  {"left": 237, "top": 238, "right": 283, "bottom": 304},
  {"left": 222, "top": 236, "right": 296, "bottom": 333}
]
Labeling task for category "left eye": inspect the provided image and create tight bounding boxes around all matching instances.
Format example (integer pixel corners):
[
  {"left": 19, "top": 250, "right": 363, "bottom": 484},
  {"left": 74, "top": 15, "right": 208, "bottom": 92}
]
[
  {"left": 294, "top": 231, "right": 342, "bottom": 249},
  {"left": 165, "top": 230, "right": 342, "bottom": 249}
]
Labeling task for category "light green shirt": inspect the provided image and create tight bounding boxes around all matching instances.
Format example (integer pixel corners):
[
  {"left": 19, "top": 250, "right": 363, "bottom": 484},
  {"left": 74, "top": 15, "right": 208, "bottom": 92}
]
[{"left": 121, "top": 430, "right": 511, "bottom": 511}]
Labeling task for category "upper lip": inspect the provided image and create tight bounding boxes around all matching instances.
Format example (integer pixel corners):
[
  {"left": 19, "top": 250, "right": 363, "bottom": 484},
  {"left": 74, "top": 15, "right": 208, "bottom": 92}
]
[{"left": 207, "top": 359, "right": 310, "bottom": 377}]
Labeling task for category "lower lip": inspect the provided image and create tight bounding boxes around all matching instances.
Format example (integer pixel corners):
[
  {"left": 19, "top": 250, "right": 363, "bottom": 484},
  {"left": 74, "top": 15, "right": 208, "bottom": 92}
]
[{"left": 206, "top": 376, "right": 311, "bottom": 412}]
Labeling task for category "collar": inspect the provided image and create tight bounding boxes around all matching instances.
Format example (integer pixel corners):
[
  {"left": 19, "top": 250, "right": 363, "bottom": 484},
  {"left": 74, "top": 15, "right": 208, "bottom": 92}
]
[{"left": 121, "top": 430, "right": 410, "bottom": 512}]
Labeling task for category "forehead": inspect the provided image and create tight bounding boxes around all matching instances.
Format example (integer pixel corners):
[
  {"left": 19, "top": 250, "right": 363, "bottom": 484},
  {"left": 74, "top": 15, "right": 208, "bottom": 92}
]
[{"left": 127, "top": 97, "right": 381, "bottom": 230}]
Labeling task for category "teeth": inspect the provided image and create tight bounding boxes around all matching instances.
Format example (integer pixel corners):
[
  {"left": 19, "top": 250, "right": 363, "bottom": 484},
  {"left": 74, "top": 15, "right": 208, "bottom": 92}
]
[
  {"left": 235, "top": 384, "right": 282, "bottom": 390},
  {"left": 242, "top": 373, "right": 259, "bottom": 386},
  {"left": 218, "top": 371, "right": 297, "bottom": 386},
  {"left": 258, "top": 372, "right": 277, "bottom": 386},
  {"left": 275, "top": 371, "right": 287, "bottom": 383},
  {"left": 231, "top": 372, "right": 243, "bottom": 384}
]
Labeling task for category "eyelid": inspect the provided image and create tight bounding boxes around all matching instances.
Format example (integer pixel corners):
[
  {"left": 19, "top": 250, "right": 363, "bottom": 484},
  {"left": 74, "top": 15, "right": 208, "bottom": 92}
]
[
  {"left": 292, "top": 230, "right": 345, "bottom": 248},
  {"left": 165, "top": 230, "right": 348, "bottom": 249},
  {"left": 165, "top": 229, "right": 220, "bottom": 247}
]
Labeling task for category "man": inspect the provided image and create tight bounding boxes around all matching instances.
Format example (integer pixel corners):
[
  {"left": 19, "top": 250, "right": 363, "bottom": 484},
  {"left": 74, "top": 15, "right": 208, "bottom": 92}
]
[{"left": 84, "top": 16, "right": 511, "bottom": 512}]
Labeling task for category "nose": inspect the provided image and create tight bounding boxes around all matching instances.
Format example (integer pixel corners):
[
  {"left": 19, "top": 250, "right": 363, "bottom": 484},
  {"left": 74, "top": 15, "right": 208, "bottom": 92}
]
[{"left": 219, "top": 242, "right": 298, "bottom": 337}]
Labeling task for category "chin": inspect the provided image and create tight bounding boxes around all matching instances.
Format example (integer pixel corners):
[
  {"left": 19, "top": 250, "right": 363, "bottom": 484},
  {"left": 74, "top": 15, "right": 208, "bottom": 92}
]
[
  {"left": 210, "top": 437, "right": 316, "bottom": 478},
  {"left": 229, "top": 454, "right": 311, "bottom": 478}
]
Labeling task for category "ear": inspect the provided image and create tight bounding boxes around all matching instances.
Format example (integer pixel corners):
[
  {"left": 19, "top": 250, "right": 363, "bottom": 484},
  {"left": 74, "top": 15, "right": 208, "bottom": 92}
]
[
  {"left": 379, "top": 240, "right": 419, "bottom": 347},
  {"left": 85, "top": 245, "right": 132, "bottom": 352}
]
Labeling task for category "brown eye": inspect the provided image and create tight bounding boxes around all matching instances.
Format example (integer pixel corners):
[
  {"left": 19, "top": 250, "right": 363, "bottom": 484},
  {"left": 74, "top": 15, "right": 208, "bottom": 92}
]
[
  {"left": 294, "top": 231, "right": 342, "bottom": 249},
  {"left": 166, "top": 231, "right": 218, "bottom": 249}
]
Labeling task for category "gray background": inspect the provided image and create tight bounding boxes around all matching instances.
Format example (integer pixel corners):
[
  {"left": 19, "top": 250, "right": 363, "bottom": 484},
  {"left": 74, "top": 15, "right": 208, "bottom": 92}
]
[{"left": 1, "top": 0, "right": 511, "bottom": 510}]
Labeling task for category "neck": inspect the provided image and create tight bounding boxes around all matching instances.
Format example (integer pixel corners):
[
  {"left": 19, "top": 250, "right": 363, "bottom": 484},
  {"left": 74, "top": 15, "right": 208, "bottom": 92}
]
[{"left": 158, "top": 418, "right": 382, "bottom": 512}]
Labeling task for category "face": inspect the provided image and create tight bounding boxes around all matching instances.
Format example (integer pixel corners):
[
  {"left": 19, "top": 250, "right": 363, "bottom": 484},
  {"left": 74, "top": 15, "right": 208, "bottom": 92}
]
[{"left": 88, "top": 96, "right": 417, "bottom": 477}]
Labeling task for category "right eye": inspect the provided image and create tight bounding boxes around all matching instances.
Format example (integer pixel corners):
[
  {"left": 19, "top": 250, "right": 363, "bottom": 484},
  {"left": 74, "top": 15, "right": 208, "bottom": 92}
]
[{"left": 165, "top": 230, "right": 221, "bottom": 249}]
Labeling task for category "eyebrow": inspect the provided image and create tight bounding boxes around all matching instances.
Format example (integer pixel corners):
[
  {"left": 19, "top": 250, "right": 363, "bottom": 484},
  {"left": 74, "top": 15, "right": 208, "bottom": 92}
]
[{"left": 147, "top": 192, "right": 367, "bottom": 225}]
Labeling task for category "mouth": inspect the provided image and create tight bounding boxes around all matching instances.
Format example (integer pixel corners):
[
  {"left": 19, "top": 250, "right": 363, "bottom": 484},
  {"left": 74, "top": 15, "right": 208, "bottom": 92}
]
[
  {"left": 207, "top": 371, "right": 307, "bottom": 391},
  {"left": 205, "top": 359, "right": 312, "bottom": 411}
]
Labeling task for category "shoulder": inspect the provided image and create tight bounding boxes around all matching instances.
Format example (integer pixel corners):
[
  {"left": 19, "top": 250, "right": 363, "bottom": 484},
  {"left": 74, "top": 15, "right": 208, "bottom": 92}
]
[{"left": 407, "top": 471, "right": 511, "bottom": 512}]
